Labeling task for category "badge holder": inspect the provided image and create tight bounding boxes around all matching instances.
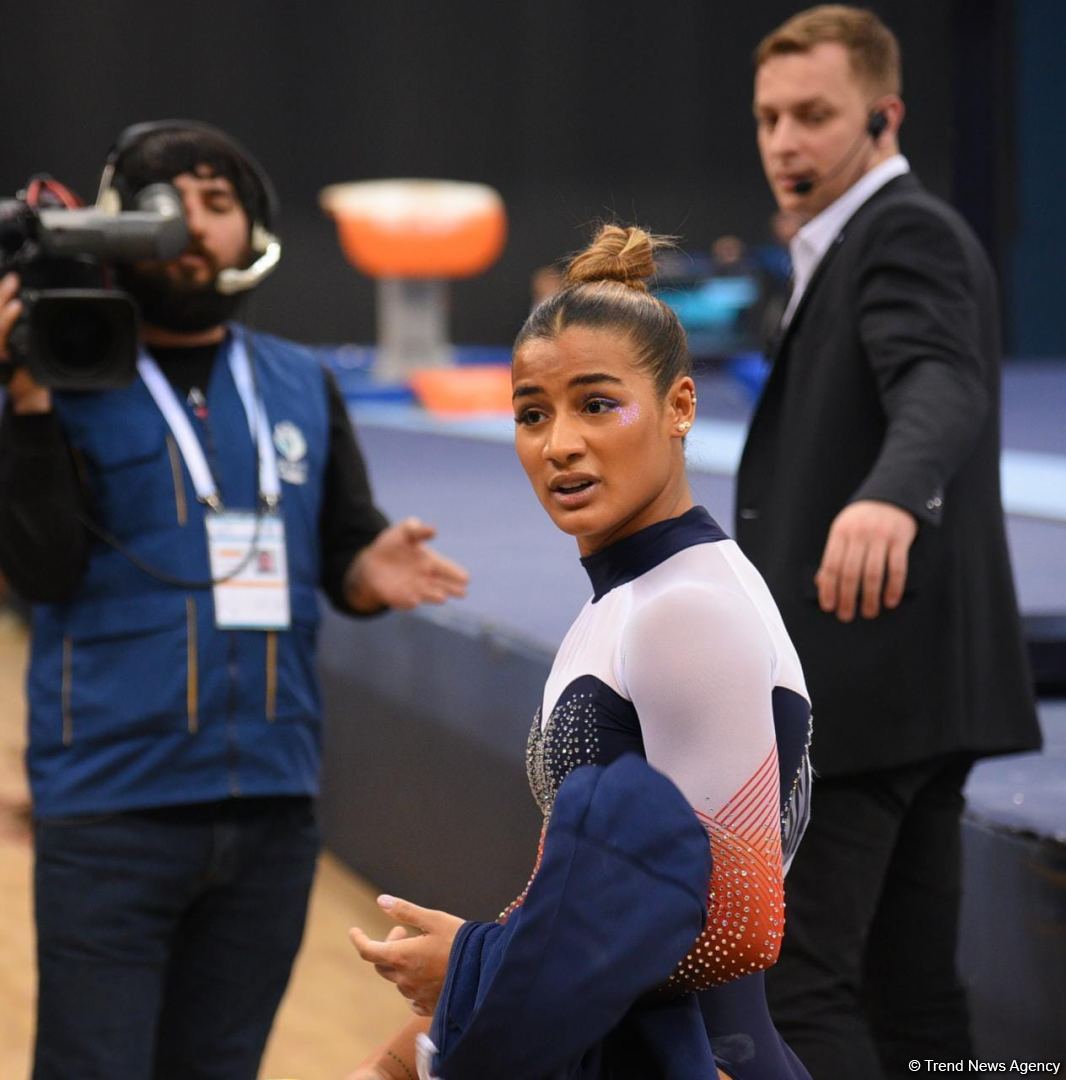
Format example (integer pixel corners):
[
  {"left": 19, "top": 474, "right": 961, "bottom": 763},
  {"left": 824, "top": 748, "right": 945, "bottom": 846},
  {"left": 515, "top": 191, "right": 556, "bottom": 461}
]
[{"left": 138, "top": 335, "right": 292, "bottom": 630}]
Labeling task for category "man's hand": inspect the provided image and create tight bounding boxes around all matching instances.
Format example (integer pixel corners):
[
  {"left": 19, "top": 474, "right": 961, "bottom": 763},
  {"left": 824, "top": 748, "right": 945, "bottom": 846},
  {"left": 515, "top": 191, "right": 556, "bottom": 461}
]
[
  {"left": 345, "top": 517, "right": 469, "bottom": 613},
  {"left": 0, "top": 272, "right": 51, "bottom": 414},
  {"left": 815, "top": 499, "right": 918, "bottom": 622},
  {"left": 350, "top": 895, "right": 464, "bottom": 1016}
]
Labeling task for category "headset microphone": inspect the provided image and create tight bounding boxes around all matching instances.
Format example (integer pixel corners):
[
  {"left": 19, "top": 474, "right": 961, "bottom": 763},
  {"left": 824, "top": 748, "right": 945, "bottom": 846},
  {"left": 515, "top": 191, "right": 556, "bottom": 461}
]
[
  {"left": 216, "top": 226, "right": 281, "bottom": 294},
  {"left": 791, "top": 110, "right": 887, "bottom": 196}
]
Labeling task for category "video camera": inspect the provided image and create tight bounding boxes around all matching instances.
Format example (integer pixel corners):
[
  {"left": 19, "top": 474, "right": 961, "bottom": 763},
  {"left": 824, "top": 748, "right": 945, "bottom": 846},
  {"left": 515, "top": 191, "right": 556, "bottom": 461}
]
[{"left": 0, "top": 176, "right": 187, "bottom": 390}]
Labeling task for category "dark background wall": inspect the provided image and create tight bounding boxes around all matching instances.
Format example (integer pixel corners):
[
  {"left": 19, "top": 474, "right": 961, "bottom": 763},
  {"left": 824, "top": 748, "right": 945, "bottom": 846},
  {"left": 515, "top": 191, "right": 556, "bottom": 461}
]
[
  {"left": 1008, "top": 0, "right": 1064, "bottom": 357},
  {"left": 3, "top": 0, "right": 1056, "bottom": 353}
]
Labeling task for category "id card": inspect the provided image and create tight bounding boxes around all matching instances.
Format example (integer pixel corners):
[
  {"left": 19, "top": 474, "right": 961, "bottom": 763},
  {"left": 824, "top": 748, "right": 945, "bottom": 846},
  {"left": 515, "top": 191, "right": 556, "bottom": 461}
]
[{"left": 205, "top": 512, "right": 291, "bottom": 630}]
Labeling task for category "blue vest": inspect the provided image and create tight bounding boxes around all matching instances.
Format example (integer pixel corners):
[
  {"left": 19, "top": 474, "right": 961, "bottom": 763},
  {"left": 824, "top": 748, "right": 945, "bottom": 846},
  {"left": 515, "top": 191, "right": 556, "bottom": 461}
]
[{"left": 27, "top": 328, "right": 331, "bottom": 817}]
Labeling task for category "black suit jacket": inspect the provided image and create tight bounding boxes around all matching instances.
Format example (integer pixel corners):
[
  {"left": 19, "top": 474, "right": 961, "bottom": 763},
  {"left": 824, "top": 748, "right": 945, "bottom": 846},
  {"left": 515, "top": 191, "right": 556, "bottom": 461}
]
[{"left": 736, "top": 173, "right": 1040, "bottom": 776}]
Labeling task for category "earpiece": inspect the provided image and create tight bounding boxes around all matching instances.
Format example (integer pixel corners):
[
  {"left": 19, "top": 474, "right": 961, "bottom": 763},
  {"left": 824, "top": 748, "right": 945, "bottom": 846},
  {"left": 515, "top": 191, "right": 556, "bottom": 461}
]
[{"left": 867, "top": 110, "right": 888, "bottom": 140}]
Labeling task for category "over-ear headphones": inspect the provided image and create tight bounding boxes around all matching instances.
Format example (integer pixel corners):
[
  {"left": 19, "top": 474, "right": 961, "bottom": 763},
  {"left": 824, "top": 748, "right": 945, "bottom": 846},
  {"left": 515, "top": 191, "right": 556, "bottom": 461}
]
[
  {"left": 96, "top": 119, "right": 281, "bottom": 294},
  {"left": 866, "top": 110, "right": 888, "bottom": 140}
]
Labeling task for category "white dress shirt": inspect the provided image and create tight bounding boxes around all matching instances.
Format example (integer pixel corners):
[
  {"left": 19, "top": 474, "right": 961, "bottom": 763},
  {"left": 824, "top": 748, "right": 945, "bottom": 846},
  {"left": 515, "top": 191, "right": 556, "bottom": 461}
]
[{"left": 782, "top": 154, "right": 911, "bottom": 327}]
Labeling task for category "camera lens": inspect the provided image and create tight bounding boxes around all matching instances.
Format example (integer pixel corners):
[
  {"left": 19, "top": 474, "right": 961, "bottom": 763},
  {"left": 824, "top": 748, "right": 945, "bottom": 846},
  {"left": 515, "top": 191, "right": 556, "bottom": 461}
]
[{"left": 25, "top": 291, "right": 139, "bottom": 389}]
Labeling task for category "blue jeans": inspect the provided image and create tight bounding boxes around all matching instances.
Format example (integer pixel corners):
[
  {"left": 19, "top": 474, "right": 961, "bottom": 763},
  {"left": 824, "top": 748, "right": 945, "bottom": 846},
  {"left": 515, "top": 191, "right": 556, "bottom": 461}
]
[{"left": 33, "top": 797, "right": 319, "bottom": 1080}]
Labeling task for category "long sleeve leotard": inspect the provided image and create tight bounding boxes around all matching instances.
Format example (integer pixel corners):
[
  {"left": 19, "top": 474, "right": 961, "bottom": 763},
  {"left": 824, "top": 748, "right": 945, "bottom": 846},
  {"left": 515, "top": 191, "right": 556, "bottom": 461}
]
[
  {"left": 515, "top": 506, "right": 813, "bottom": 1079},
  {"left": 522, "top": 506, "right": 811, "bottom": 987}
]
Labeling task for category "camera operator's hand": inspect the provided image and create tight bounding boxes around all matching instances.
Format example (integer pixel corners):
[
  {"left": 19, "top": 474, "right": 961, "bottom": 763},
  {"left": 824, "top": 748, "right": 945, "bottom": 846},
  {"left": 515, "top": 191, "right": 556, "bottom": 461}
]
[{"left": 0, "top": 272, "right": 51, "bottom": 414}]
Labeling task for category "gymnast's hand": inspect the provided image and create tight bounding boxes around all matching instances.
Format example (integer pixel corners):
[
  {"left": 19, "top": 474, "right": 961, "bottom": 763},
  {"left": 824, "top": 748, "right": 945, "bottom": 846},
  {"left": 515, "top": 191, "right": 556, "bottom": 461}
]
[
  {"left": 815, "top": 499, "right": 918, "bottom": 621},
  {"left": 350, "top": 895, "right": 464, "bottom": 1016}
]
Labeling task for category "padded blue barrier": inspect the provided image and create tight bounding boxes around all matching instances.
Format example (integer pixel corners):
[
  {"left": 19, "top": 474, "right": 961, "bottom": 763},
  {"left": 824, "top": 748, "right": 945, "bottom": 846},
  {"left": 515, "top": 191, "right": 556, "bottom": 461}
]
[{"left": 960, "top": 702, "right": 1066, "bottom": 1059}]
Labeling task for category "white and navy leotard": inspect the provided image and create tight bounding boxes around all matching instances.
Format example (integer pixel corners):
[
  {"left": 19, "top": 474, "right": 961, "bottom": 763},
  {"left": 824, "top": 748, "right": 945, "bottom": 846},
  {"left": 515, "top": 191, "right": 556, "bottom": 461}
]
[{"left": 519, "top": 506, "right": 813, "bottom": 1078}]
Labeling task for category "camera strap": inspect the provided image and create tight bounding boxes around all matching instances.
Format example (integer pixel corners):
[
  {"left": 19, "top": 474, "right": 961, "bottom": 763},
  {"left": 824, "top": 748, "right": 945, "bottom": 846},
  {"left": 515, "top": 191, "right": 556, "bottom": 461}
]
[{"left": 136, "top": 331, "right": 280, "bottom": 512}]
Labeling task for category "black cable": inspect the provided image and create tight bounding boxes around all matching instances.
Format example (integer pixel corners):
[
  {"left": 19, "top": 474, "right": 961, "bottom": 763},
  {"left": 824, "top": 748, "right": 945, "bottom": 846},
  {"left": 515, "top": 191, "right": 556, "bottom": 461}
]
[
  {"left": 77, "top": 332, "right": 273, "bottom": 590},
  {"left": 77, "top": 504, "right": 265, "bottom": 589}
]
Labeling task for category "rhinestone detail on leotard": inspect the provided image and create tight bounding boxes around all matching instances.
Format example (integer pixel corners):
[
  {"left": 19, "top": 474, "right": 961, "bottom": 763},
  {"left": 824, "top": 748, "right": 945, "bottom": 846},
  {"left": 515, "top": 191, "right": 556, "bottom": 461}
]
[{"left": 526, "top": 691, "right": 601, "bottom": 816}]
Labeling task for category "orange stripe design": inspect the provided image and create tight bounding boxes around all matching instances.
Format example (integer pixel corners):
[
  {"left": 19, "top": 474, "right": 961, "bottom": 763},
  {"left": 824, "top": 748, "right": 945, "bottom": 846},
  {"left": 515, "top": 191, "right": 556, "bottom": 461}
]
[
  {"left": 663, "top": 745, "right": 785, "bottom": 992},
  {"left": 498, "top": 821, "right": 547, "bottom": 923},
  {"left": 501, "top": 748, "right": 786, "bottom": 995}
]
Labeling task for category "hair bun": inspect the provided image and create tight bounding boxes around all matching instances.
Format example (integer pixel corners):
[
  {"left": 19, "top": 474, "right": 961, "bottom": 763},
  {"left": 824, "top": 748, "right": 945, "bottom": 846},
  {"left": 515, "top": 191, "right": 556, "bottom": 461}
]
[{"left": 564, "top": 224, "right": 665, "bottom": 292}]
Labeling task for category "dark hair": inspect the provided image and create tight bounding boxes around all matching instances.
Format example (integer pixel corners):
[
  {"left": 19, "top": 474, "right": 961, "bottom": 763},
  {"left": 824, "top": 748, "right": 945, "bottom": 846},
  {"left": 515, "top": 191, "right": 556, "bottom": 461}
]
[
  {"left": 754, "top": 5, "right": 901, "bottom": 97},
  {"left": 112, "top": 126, "right": 272, "bottom": 228},
  {"left": 515, "top": 224, "right": 690, "bottom": 398}
]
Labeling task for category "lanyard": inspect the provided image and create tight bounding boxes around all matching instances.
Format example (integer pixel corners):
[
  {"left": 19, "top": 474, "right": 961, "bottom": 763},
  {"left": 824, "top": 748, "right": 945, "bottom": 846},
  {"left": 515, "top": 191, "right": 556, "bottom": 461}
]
[{"left": 137, "top": 333, "right": 281, "bottom": 512}]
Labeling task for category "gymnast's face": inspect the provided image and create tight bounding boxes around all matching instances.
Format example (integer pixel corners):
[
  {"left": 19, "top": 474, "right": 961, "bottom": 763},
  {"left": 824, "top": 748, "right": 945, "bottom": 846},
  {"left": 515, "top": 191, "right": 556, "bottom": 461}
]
[{"left": 512, "top": 326, "right": 695, "bottom": 556}]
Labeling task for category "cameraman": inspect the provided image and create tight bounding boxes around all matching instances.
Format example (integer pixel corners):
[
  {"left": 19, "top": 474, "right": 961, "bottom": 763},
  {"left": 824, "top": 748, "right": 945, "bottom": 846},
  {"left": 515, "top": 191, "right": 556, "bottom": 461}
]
[{"left": 0, "top": 122, "right": 468, "bottom": 1079}]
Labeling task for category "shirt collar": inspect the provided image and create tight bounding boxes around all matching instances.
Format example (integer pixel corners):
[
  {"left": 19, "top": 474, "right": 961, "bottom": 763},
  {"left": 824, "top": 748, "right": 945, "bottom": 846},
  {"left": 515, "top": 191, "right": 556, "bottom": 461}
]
[
  {"left": 580, "top": 506, "right": 728, "bottom": 602},
  {"left": 786, "top": 154, "right": 910, "bottom": 319}
]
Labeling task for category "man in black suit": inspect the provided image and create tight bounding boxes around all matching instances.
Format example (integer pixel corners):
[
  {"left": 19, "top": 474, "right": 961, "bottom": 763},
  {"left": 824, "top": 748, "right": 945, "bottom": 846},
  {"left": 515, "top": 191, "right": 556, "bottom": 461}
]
[{"left": 736, "top": 7, "right": 1041, "bottom": 1078}]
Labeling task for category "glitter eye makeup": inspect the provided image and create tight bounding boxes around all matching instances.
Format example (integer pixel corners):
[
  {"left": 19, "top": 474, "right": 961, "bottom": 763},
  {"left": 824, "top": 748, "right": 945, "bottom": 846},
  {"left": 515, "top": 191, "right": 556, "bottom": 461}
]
[{"left": 616, "top": 402, "right": 641, "bottom": 427}]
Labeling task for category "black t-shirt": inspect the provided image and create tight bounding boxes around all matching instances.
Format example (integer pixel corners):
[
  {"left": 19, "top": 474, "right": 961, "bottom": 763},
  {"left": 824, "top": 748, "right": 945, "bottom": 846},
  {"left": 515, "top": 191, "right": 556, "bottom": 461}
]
[{"left": 0, "top": 339, "right": 387, "bottom": 610}]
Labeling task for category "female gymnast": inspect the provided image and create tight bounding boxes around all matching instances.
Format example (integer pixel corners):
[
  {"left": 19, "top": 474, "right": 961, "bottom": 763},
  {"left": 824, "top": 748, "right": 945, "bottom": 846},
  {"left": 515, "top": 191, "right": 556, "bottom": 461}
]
[{"left": 349, "top": 225, "right": 813, "bottom": 1080}]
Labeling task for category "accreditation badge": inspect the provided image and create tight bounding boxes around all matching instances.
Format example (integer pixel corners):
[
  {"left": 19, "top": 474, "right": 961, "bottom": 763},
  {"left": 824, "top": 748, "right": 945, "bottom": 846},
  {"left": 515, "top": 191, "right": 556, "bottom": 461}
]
[{"left": 205, "top": 512, "right": 291, "bottom": 630}]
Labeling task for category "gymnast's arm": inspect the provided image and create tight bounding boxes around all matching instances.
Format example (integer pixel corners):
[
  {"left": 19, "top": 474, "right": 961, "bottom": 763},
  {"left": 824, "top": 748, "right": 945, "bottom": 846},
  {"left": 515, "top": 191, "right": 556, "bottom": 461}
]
[
  {"left": 621, "top": 581, "right": 787, "bottom": 988},
  {"left": 346, "top": 1017, "right": 428, "bottom": 1080}
]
